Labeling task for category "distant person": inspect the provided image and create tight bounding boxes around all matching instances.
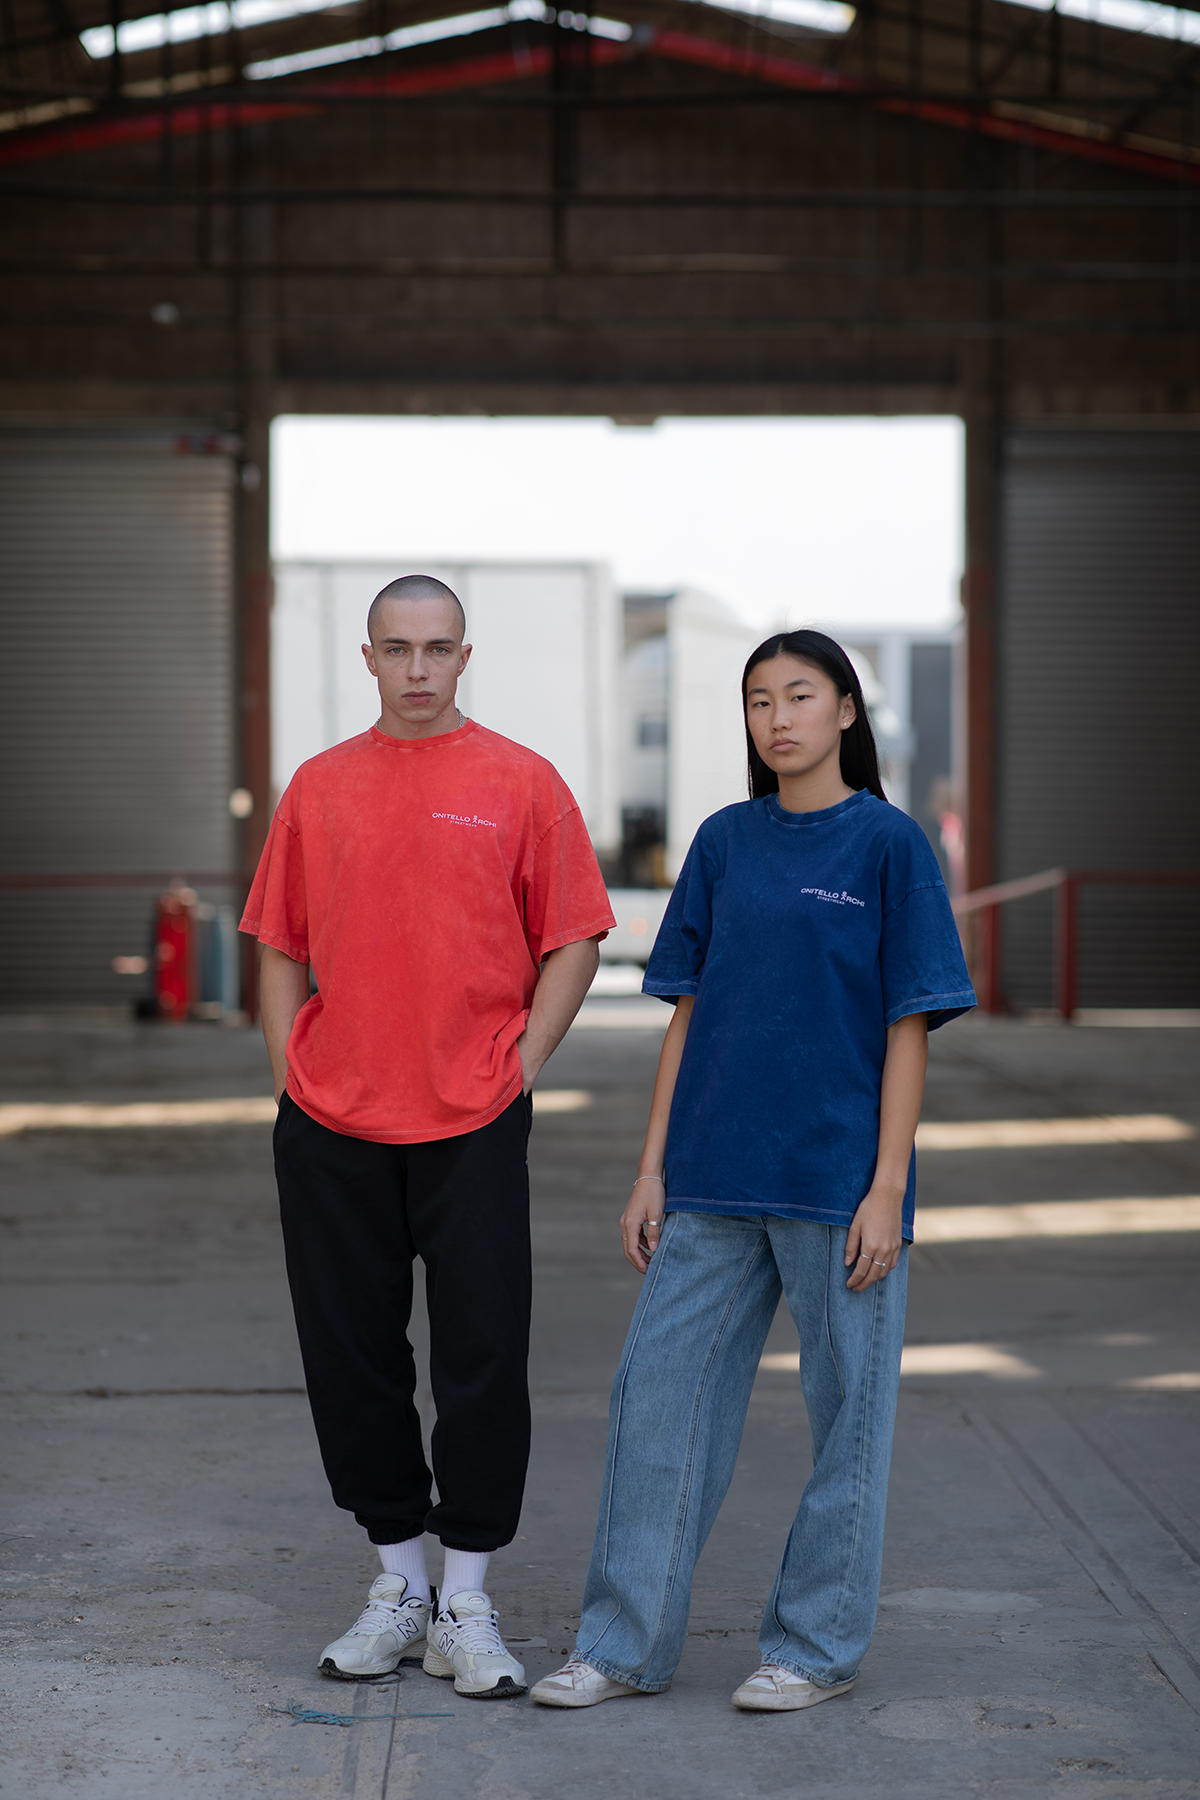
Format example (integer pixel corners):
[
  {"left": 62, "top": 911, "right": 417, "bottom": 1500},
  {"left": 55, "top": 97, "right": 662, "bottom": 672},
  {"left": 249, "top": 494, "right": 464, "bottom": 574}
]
[
  {"left": 531, "top": 630, "right": 974, "bottom": 1712},
  {"left": 241, "top": 575, "right": 614, "bottom": 1699}
]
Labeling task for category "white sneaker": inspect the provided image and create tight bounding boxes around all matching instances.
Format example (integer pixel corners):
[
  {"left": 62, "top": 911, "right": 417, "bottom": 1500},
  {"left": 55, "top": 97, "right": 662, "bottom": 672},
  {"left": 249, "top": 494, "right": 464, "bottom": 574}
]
[
  {"left": 530, "top": 1658, "right": 646, "bottom": 1708},
  {"left": 732, "top": 1664, "right": 856, "bottom": 1712},
  {"left": 422, "top": 1590, "right": 527, "bottom": 1698},
  {"left": 318, "top": 1574, "right": 434, "bottom": 1680}
]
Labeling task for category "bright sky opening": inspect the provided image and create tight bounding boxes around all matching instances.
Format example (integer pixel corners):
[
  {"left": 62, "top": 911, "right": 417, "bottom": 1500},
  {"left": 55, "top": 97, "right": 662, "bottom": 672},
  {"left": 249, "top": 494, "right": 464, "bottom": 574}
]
[{"left": 272, "top": 416, "right": 964, "bottom": 633}]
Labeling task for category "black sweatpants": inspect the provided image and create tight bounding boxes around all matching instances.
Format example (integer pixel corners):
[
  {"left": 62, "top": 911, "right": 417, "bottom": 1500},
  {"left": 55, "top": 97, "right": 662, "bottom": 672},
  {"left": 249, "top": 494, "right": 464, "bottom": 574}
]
[{"left": 273, "top": 1089, "right": 533, "bottom": 1551}]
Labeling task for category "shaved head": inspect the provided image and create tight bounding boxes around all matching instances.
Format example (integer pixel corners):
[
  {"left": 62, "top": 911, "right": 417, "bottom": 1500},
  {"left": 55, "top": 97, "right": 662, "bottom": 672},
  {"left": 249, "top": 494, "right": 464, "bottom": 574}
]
[{"left": 367, "top": 573, "right": 465, "bottom": 642}]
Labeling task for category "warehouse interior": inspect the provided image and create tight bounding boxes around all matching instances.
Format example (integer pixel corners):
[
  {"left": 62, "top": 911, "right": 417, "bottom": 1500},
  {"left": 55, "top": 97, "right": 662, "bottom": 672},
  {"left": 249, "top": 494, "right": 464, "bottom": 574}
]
[
  {"left": 2, "top": 6, "right": 1200, "bottom": 1794},
  {"left": 2, "top": 0, "right": 1199, "bottom": 1009}
]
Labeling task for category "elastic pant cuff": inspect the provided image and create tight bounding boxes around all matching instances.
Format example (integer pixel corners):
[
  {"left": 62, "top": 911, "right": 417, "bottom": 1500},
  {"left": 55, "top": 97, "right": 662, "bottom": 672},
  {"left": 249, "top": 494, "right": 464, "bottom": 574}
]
[{"left": 358, "top": 1517, "right": 429, "bottom": 1547}]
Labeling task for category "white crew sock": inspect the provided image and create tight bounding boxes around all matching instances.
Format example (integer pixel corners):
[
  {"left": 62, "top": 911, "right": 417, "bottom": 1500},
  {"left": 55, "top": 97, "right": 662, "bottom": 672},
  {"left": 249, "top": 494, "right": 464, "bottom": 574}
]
[
  {"left": 377, "top": 1535, "right": 431, "bottom": 1602},
  {"left": 441, "top": 1548, "right": 490, "bottom": 1603}
]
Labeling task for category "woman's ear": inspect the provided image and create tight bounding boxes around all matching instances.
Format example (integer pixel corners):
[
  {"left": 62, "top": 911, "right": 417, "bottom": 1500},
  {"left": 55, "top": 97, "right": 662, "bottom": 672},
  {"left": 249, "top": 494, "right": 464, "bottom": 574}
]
[{"left": 840, "top": 698, "right": 857, "bottom": 731}]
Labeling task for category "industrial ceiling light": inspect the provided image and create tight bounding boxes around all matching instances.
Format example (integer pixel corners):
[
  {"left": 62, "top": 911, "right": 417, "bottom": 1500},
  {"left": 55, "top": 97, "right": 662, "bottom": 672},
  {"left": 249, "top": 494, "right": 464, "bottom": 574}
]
[
  {"left": 81, "top": 0, "right": 339, "bottom": 59},
  {"left": 81, "top": 0, "right": 628, "bottom": 67},
  {"left": 77, "top": 0, "right": 1200, "bottom": 69},
  {"left": 697, "top": 0, "right": 853, "bottom": 31},
  {"left": 244, "top": 4, "right": 629, "bottom": 80},
  {"left": 150, "top": 301, "right": 180, "bottom": 324},
  {"left": 998, "top": 0, "right": 1200, "bottom": 45}
]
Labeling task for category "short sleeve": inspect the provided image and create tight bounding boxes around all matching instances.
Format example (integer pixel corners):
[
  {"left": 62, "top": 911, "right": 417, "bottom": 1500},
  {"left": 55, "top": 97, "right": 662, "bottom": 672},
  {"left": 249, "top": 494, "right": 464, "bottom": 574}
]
[
  {"left": 239, "top": 795, "right": 310, "bottom": 964},
  {"left": 642, "top": 830, "right": 716, "bottom": 1001},
  {"left": 522, "top": 805, "right": 615, "bottom": 964},
  {"left": 880, "top": 878, "right": 975, "bottom": 1031}
]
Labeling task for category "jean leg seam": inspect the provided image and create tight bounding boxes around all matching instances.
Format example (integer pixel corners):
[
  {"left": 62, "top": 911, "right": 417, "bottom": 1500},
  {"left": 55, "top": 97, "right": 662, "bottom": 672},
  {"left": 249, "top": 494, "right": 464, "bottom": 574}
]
[
  {"left": 644, "top": 1230, "right": 772, "bottom": 1662},
  {"left": 764, "top": 1229, "right": 870, "bottom": 1665},
  {"left": 765, "top": 1227, "right": 849, "bottom": 1656},
  {"left": 822, "top": 1227, "right": 848, "bottom": 1406},
  {"left": 587, "top": 1213, "right": 683, "bottom": 1649},
  {"left": 827, "top": 1274, "right": 886, "bottom": 1648}
]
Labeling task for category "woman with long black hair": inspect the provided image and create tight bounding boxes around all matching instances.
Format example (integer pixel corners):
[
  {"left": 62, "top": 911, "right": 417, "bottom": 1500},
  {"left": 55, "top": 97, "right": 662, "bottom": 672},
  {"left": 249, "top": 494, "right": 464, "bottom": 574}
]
[{"left": 531, "top": 629, "right": 974, "bottom": 1713}]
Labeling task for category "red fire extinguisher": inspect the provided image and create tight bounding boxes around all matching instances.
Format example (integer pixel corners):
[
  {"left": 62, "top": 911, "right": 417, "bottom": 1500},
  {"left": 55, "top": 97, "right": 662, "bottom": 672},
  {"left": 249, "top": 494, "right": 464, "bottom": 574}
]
[{"left": 154, "top": 886, "right": 197, "bottom": 1020}]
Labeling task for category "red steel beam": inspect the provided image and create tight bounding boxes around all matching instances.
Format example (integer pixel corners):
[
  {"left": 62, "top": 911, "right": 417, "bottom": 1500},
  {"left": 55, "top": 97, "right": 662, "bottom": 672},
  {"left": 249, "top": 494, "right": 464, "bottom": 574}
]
[
  {"left": 1, "top": 27, "right": 1198, "bottom": 185},
  {"left": 647, "top": 31, "right": 1200, "bottom": 186},
  {"left": 0, "top": 96, "right": 320, "bottom": 165},
  {"left": 0, "top": 44, "right": 557, "bottom": 166}
]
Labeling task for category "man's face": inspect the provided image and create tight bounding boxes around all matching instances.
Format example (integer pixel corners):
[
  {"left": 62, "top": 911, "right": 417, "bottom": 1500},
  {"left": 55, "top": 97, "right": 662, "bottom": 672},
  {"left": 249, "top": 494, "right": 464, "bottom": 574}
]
[{"left": 362, "top": 596, "right": 472, "bottom": 735}]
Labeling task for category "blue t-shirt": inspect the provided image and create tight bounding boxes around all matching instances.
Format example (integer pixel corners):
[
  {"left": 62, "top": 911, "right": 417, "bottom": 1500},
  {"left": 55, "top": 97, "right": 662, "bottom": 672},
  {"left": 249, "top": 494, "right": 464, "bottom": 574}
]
[{"left": 643, "top": 788, "right": 975, "bottom": 1240}]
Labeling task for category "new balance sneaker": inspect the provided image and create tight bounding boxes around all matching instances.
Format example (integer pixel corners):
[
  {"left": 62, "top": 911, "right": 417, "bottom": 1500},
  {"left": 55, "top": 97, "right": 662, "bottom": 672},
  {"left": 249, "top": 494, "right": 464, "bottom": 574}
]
[
  {"left": 731, "top": 1664, "right": 856, "bottom": 1712},
  {"left": 422, "top": 1590, "right": 527, "bottom": 1698},
  {"left": 318, "top": 1574, "right": 435, "bottom": 1680},
  {"left": 530, "top": 1658, "right": 646, "bottom": 1708}
]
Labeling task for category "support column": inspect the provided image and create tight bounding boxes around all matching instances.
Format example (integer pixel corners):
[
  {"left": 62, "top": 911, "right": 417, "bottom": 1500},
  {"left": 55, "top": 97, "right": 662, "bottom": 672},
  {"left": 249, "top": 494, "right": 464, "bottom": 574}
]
[
  {"left": 236, "top": 411, "right": 272, "bottom": 879},
  {"left": 962, "top": 403, "right": 998, "bottom": 897},
  {"left": 229, "top": 108, "right": 277, "bottom": 1014},
  {"left": 235, "top": 407, "right": 273, "bottom": 1020},
  {"left": 960, "top": 395, "right": 1000, "bottom": 1007}
]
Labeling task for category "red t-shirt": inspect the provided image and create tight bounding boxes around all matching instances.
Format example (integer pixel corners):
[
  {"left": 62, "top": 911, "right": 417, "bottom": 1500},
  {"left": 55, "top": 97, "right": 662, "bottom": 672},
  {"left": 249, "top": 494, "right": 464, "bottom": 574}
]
[{"left": 240, "top": 720, "right": 615, "bottom": 1143}]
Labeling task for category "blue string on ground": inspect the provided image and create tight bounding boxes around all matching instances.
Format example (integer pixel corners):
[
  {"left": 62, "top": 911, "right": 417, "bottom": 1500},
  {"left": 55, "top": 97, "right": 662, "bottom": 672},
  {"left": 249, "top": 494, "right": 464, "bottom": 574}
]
[{"left": 269, "top": 1698, "right": 454, "bottom": 1726}]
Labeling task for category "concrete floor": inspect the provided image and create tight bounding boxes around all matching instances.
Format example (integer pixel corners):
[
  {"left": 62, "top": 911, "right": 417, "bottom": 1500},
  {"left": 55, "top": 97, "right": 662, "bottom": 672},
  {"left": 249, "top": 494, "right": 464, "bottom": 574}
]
[{"left": 2, "top": 1009, "right": 1199, "bottom": 1800}]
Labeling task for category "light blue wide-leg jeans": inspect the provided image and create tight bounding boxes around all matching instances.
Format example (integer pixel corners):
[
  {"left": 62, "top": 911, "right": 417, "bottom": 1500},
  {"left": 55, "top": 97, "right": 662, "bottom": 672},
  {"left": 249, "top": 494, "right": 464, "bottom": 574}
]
[{"left": 574, "top": 1210, "right": 908, "bottom": 1693}]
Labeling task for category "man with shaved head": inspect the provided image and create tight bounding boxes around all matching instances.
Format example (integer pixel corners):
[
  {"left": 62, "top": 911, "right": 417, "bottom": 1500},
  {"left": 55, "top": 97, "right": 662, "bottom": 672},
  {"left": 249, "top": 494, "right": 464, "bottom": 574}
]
[
  {"left": 366, "top": 571, "right": 465, "bottom": 639},
  {"left": 241, "top": 573, "right": 614, "bottom": 1699}
]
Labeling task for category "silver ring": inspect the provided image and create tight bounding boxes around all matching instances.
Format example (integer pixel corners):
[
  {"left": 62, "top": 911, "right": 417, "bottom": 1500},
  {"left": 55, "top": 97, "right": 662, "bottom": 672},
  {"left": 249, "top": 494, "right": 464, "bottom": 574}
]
[
  {"left": 872, "top": 1260, "right": 887, "bottom": 1268},
  {"left": 858, "top": 1253, "right": 870, "bottom": 1260},
  {"left": 644, "top": 1219, "right": 663, "bottom": 1227}
]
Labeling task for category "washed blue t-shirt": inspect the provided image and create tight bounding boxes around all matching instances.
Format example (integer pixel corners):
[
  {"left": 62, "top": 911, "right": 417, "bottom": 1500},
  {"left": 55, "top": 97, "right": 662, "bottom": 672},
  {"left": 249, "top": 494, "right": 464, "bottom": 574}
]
[{"left": 643, "top": 789, "right": 975, "bottom": 1240}]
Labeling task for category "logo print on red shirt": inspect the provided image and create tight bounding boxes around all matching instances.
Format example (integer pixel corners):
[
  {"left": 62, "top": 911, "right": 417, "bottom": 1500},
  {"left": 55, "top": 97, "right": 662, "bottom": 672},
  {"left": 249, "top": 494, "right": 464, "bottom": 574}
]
[{"left": 432, "top": 811, "right": 499, "bottom": 829}]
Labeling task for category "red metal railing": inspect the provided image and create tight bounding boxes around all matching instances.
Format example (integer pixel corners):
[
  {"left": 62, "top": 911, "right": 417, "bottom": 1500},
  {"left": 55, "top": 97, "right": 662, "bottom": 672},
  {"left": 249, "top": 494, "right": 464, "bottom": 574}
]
[{"left": 951, "top": 869, "right": 1200, "bottom": 1020}]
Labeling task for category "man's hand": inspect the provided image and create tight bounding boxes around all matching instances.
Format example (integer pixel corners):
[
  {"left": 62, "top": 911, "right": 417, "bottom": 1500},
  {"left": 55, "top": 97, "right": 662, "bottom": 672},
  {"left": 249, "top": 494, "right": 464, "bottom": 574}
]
[
  {"left": 259, "top": 945, "right": 311, "bottom": 1102},
  {"left": 516, "top": 937, "right": 601, "bottom": 1092}
]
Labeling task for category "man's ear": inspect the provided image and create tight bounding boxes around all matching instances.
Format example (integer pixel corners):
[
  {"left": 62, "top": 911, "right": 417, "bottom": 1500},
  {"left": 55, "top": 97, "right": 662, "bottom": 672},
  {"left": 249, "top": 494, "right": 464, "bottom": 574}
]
[
  {"left": 458, "top": 642, "right": 473, "bottom": 674},
  {"left": 362, "top": 641, "right": 378, "bottom": 677}
]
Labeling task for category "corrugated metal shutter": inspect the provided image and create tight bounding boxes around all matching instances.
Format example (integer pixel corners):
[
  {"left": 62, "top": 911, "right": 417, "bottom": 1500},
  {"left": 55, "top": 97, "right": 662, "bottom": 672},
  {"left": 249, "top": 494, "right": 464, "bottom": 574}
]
[
  {"left": 997, "top": 429, "right": 1200, "bottom": 1008},
  {"left": 0, "top": 432, "right": 238, "bottom": 1007}
]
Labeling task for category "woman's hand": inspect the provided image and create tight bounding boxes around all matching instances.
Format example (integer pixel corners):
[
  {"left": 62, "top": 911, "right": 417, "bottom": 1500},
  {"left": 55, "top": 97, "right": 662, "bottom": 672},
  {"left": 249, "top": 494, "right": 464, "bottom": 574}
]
[
  {"left": 844, "top": 1187, "right": 904, "bottom": 1291},
  {"left": 621, "top": 1175, "right": 666, "bottom": 1273},
  {"left": 619, "top": 996, "right": 692, "bottom": 1275},
  {"left": 846, "top": 1012, "right": 926, "bottom": 1291}
]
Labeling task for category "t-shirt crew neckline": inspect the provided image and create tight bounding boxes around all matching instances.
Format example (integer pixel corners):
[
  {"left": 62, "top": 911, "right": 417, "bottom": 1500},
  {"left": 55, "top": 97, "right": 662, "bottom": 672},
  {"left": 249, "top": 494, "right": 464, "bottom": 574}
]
[
  {"left": 368, "top": 718, "right": 477, "bottom": 752},
  {"left": 765, "top": 787, "right": 873, "bottom": 828}
]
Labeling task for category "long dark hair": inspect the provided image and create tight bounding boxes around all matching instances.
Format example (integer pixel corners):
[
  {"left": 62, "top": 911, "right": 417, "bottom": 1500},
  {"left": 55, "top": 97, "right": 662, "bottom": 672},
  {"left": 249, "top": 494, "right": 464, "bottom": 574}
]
[{"left": 742, "top": 629, "right": 887, "bottom": 802}]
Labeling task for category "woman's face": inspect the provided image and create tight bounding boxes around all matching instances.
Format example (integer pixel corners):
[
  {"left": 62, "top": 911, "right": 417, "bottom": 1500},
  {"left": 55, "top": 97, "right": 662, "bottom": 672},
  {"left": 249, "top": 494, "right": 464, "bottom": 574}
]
[{"left": 745, "top": 654, "right": 855, "bottom": 782}]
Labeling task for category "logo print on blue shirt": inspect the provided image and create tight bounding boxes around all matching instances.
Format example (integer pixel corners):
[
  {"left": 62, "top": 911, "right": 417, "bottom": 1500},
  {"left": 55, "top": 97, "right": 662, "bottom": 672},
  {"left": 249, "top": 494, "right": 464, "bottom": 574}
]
[{"left": 800, "top": 887, "right": 866, "bottom": 908}]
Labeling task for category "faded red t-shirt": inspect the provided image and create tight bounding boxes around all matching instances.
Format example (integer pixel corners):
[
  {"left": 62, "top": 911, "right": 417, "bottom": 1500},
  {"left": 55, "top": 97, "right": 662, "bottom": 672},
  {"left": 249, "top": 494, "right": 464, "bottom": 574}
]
[{"left": 240, "top": 720, "right": 614, "bottom": 1143}]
